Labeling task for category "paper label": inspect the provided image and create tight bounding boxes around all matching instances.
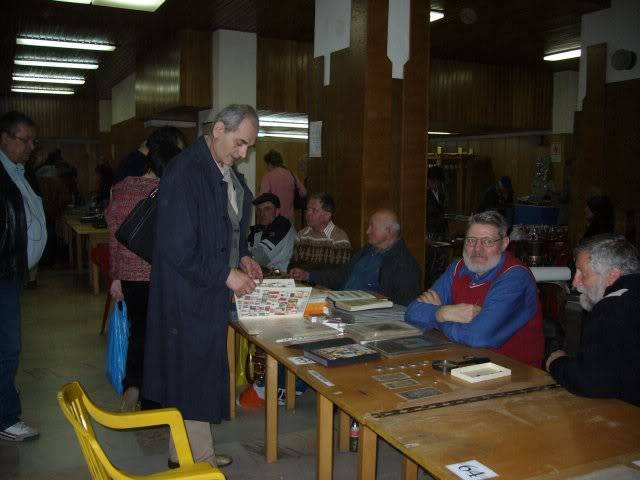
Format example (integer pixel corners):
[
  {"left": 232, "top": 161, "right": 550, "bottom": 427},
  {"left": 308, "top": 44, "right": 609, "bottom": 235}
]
[
  {"left": 307, "top": 369, "right": 334, "bottom": 387},
  {"left": 446, "top": 460, "right": 498, "bottom": 479},
  {"left": 288, "top": 356, "right": 316, "bottom": 366}
]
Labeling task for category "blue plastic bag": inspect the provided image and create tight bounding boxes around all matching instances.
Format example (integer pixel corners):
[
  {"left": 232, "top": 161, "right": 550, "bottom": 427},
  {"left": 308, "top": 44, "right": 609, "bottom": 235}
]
[{"left": 105, "top": 301, "right": 129, "bottom": 395}]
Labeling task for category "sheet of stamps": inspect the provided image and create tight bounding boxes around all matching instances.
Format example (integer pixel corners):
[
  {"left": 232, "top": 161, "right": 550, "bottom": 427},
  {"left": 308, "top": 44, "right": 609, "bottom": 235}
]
[
  {"left": 382, "top": 378, "right": 419, "bottom": 389},
  {"left": 397, "top": 386, "right": 443, "bottom": 400},
  {"left": 235, "top": 286, "right": 311, "bottom": 320}
]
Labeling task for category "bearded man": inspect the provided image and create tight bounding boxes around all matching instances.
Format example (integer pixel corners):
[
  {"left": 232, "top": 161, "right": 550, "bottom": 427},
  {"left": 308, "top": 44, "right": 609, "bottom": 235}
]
[
  {"left": 406, "top": 210, "right": 543, "bottom": 367},
  {"left": 546, "top": 234, "right": 640, "bottom": 405}
]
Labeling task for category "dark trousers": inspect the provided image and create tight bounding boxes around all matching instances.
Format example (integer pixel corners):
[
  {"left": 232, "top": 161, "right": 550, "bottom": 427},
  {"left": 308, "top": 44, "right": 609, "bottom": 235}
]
[
  {"left": 121, "top": 281, "right": 159, "bottom": 409},
  {"left": 0, "top": 279, "right": 22, "bottom": 429}
]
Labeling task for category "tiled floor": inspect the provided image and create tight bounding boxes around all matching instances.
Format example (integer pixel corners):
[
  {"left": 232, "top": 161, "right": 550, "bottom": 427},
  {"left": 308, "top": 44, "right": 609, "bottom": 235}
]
[{"left": 1, "top": 266, "right": 420, "bottom": 479}]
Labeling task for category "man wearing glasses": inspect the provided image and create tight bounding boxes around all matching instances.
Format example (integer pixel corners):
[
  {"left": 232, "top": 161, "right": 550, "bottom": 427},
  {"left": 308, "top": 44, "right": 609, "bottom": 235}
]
[
  {"left": 0, "top": 111, "right": 46, "bottom": 441},
  {"left": 406, "top": 210, "right": 543, "bottom": 367}
]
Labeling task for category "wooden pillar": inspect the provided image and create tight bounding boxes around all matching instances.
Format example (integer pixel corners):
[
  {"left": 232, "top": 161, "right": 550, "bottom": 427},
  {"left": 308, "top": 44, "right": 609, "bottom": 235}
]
[
  {"left": 570, "top": 43, "right": 606, "bottom": 245},
  {"left": 310, "top": 0, "right": 429, "bottom": 268}
]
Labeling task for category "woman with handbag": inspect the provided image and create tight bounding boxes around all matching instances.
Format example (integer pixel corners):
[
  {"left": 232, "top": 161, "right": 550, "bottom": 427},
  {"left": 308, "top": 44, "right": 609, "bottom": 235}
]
[
  {"left": 259, "top": 149, "right": 306, "bottom": 222},
  {"left": 105, "top": 142, "right": 181, "bottom": 411}
]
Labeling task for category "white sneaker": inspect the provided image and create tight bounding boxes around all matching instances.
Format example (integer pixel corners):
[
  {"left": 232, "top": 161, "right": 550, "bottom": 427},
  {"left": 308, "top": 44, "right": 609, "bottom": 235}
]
[{"left": 0, "top": 421, "right": 40, "bottom": 441}]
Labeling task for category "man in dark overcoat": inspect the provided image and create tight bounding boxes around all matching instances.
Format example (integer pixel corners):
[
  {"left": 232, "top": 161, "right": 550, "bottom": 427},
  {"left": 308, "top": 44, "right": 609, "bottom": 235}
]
[{"left": 144, "top": 104, "right": 262, "bottom": 468}]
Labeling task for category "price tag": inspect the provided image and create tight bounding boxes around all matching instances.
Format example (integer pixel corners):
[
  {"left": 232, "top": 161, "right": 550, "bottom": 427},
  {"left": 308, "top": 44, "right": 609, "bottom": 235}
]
[
  {"left": 307, "top": 369, "right": 334, "bottom": 387},
  {"left": 446, "top": 460, "right": 498, "bottom": 480}
]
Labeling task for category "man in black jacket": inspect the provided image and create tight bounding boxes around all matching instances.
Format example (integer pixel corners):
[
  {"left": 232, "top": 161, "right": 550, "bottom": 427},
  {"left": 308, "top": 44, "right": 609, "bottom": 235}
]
[
  {"left": 546, "top": 234, "right": 640, "bottom": 405},
  {"left": 290, "top": 209, "right": 421, "bottom": 306},
  {"left": 1, "top": 111, "right": 44, "bottom": 441}
]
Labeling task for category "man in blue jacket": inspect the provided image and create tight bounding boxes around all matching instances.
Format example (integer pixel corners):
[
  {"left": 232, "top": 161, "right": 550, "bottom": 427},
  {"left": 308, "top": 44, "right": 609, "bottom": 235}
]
[{"left": 144, "top": 105, "right": 262, "bottom": 468}]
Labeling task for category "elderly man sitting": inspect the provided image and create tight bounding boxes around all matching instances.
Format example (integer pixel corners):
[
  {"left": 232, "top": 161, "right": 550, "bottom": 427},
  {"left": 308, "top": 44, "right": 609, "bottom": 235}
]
[
  {"left": 406, "top": 210, "right": 543, "bottom": 367},
  {"left": 248, "top": 193, "right": 296, "bottom": 273},
  {"left": 290, "top": 208, "right": 421, "bottom": 306},
  {"left": 546, "top": 234, "right": 640, "bottom": 405}
]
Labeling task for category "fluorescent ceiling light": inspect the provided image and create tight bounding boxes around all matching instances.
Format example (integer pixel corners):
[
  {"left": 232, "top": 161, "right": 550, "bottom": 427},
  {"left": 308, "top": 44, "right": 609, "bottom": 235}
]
[
  {"left": 428, "top": 131, "right": 454, "bottom": 135},
  {"left": 430, "top": 10, "right": 444, "bottom": 22},
  {"left": 17, "top": 36, "right": 115, "bottom": 51},
  {"left": 258, "top": 132, "right": 308, "bottom": 140},
  {"left": 13, "top": 74, "right": 85, "bottom": 85},
  {"left": 14, "top": 58, "right": 99, "bottom": 69},
  {"left": 53, "top": 0, "right": 166, "bottom": 11},
  {"left": 543, "top": 49, "right": 581, "bottom": 61},
  {"left": 11, "top": 86, "right": 74, "bottom": 95},
  {"left": 260, "top": 120, "right": 308, "bottom": 129}
]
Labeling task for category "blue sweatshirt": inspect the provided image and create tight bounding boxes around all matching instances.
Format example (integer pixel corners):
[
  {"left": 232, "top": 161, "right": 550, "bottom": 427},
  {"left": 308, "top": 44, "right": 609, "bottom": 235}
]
[{"left": 405, "top": 254, "right": 538, "bottom": 348}]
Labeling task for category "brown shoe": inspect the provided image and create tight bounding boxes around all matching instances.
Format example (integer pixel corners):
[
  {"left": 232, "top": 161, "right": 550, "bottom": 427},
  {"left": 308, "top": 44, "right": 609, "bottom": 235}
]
[
  {"left": 168, "top": 455, "right": 232, "bottom": 469},
  {"left": 215, "top": 454, "right": 233, "bottom": 467}
]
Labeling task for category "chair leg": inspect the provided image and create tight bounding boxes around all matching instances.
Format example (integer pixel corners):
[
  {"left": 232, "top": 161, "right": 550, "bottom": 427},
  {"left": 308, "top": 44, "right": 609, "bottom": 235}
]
[{"left": 101, "top": 292, "right": 112, "bottom": 335}]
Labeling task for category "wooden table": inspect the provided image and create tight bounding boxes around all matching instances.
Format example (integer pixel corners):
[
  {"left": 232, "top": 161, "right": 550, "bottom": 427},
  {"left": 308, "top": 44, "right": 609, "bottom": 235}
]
[
  {"left": 61, "top": 213, "right": 82, "bottom": 267},
  {"left": 70, "top": 223, "right": 109, "bottom": 293},
  {"left": 228, "top": 323, "right": 640, "bottom": 480}
]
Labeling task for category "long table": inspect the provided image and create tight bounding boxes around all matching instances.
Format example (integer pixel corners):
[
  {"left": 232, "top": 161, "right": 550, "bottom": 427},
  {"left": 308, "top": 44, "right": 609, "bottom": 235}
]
[{"left": 228, "top": 322, "right": 640, "bottom": 479}]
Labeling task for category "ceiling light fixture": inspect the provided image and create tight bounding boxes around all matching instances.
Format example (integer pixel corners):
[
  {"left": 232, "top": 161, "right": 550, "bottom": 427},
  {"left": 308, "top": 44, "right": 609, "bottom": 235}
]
[
  {"left": 13, "top": 74, "right": 85, "bottom": 85},
  {"left": 14, "top": 58, "right": 99, "bottom": 69},
  {"left": 543, "top": 48, "right": 581, "bottom": 61},
  {"left": 17, "top": 36, "right": 115, "bottom": 51},
  {"left": 258, "top": 132, "right": 309, "bottom": 140},
  {"left": 428, "top": 131, "right": 454, "bottom": 135},
  {"left": 430, "top": 10, "right": 444, "bottom": 22},
  {"left": 52, "top": 0, "right": 166, "bottom": 12},
  {"left": 260, "top": 120, "right": 308, "bottom": 129},
  {"left": 11, "top": 86, "right": 75, "bottom": 95}
]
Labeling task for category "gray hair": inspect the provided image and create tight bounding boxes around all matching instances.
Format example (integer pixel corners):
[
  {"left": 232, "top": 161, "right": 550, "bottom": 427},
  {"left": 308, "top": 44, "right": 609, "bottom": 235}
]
[
  {"left": 575, "top": 234, "right": 640, "bottom": 276},
  {"left": 211, "top": 104, "right": 258, "bottom": 133},
  {"left": 468, "top": 210, "right": 509, "bottom": 238}
]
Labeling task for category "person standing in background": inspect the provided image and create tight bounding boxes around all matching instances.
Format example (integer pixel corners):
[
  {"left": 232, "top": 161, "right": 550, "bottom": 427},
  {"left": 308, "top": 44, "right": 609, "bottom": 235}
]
[
  {"left": 0, "top": 111, "right": 46, "bottom": 441},
  {"left": 259, "top": 149, "right": 306, "bottom": 222},
  {"left": 105, "top": 141, "right": 182, "bottom": 412}
]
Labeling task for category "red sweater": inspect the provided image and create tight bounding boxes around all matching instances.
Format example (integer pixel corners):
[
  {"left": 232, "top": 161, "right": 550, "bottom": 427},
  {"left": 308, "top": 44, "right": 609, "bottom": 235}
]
[
  {"left": 451, "top": 254, "right": 544, "bottom": 367},
  {"left": 105, "top": 176, "right": 158, "bottom": 281}
]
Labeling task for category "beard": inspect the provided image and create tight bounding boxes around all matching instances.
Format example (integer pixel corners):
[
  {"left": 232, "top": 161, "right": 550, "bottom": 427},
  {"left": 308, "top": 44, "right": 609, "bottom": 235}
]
[
  {"left": 577, "top": 277, "right": 608, "bottom": 311},
  {"left": 463, "top": 251, "right": 502, "bottom": 275}
]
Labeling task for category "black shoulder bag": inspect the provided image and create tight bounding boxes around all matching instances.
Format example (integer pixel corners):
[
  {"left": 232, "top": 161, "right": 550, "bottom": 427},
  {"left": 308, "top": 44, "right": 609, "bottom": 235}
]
[
  {"left": 114, "top": 188, "right": 158, "bottom": 264},
  {"left": 288, "top": 169, "right": 307, "bottom": 210}
]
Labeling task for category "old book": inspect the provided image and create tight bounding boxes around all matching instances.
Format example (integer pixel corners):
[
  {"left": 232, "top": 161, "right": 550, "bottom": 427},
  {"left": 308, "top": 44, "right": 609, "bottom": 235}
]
[
  {"left": 368, "top": 332, "right": 451, "bottom": 357},
  {"left": 332, "top": 304, "right": 406, "bottom": 323},
  {"left": 333, "top": 298, "right": 393, "bottom": 312},
  {"left": 344, "top": 321, "right": 421, "bottom": 343},
  {"left": 302, "top": 337, "right": 380, "bottom": 367}
]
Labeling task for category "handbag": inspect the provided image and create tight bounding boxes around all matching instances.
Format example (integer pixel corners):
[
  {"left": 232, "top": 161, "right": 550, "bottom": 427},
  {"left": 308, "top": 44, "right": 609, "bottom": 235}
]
[
  {"left": 105, "top": 301, "right": 129, "bottom": 395},
  {"left": 115, "top": 188, "right": 157, "bottom": 264},
  {"left": 288, "top": 169, "right": 307, "bottom": 210}
]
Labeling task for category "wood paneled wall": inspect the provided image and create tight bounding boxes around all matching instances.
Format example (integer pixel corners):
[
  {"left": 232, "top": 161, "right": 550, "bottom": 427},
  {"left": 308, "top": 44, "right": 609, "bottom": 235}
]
[
  {"left": 257, "top": 38, "right": 312, "bottom": 113},
  {"left": 431, "top": 135, "right": 566, "bottom": 207},
  {"left": 0, "top": 95, "right": 98, "bottom": 138},
  {"left": 135, "top": 30, "right": 212, "bottom": 119},
  {"left": 430, "top": 60, "right": 553, "bottom": 132}
]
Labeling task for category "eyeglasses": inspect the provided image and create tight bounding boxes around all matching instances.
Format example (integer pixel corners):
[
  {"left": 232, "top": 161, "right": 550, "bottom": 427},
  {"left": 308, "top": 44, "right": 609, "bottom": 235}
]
[
  {"left": 10, "top": 134, "right": 38, "bottom": 146},
  {"left": 464, "top": 236, "right": 503, "bottom": 248}
]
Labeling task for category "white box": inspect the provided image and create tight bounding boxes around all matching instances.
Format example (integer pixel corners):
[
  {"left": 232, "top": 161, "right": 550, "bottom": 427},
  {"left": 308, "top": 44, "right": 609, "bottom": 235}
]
[{"left": 450, "top": 362, "right": 511, "bottom": 383}]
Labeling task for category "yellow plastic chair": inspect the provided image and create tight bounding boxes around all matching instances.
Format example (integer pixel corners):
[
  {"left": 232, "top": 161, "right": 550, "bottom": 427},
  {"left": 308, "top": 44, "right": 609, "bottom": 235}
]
[{"left": 57, "top": 381, "right": 225, "bottom": 480}]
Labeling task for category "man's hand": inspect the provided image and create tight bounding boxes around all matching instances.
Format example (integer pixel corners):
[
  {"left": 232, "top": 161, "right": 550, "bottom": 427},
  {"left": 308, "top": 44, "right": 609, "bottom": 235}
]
[
  {"left": 226, "top": 268, "right": 257, "bottom": 297},
  {"left": 110, "top": 279, "right": 124, "bottom": 302},
  {"left": 435, "top": 303, "right": 481, "bottom": 323},
  {"left": 545, "top": 350, "right": 568, "bottom": 372},
  {"left": 288, "top": 267, "right": 309, "bottom": 282},
  {"left": 240, "top": 256, "right": 263, "bottom": 282},
  {"left": 417, "top": 289, "right": 442, "bottom": 305}
]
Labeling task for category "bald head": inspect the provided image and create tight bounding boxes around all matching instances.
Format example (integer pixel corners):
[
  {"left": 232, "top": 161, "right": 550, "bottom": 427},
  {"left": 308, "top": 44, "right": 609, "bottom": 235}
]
[{"left": 366, "top": 209, "right": 401, "bottom": 251}]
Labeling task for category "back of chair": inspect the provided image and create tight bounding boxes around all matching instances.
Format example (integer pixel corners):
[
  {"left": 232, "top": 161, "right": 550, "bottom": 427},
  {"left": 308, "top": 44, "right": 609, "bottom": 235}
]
[{"left": 57, "top": 382, "right": 120, "bottom": 480}]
